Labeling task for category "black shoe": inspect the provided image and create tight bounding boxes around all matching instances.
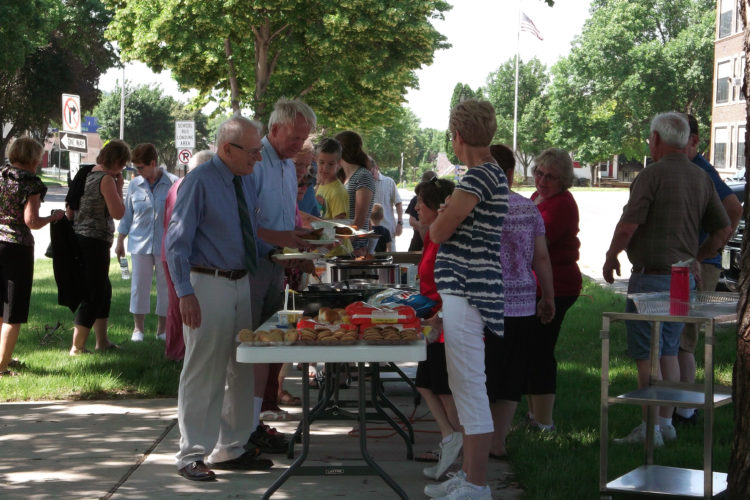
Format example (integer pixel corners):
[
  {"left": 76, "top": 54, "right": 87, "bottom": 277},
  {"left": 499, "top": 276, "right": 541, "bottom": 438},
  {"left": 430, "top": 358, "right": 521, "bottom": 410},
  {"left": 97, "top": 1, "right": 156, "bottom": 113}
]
[
  {"left": 209, "top": 451, "right": 273, "bottom": 470},
  {"left": 672, "top": 409, "right": 698, "bottom": 426},
  {"left": 178, "top": 460, "right": 216, "bottom": 481},
  {"left": 248, "top": 424, "right": 290, "bottom": 454}
]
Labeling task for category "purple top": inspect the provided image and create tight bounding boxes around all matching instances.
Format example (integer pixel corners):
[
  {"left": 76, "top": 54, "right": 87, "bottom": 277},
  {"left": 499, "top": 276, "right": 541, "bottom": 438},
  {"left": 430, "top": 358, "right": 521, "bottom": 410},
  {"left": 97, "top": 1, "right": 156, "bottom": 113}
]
[{"left": 500, "top": 192, "right": 545, "bottom": 317}]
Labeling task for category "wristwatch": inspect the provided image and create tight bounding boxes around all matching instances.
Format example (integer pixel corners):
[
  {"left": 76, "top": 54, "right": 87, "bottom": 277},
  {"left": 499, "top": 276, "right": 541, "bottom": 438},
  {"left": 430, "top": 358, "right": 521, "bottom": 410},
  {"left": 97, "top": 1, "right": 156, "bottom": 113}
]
[{"left": 397, "top": 220, "right": 403, "bottom": 225}]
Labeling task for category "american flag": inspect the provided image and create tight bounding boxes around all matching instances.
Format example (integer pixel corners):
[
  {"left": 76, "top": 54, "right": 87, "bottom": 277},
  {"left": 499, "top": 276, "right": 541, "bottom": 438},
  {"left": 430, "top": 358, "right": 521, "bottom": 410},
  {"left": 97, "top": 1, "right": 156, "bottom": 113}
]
[{"left": 520, "top": 12, "right": 543, "bottom": 41}]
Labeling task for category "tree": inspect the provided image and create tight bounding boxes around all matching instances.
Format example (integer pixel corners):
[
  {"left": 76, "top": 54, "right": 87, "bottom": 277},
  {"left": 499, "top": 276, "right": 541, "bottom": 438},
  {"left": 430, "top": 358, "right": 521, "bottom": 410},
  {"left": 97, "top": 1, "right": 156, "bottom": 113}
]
[
  {"left": 485, "top": 57, "right": 551, "bottom": 180},
  {"left": 444, "top": 83, "right": 484, "bottom": 163},
  {"left": 546, "top": 0, "right": 715, "bottom": 169},
  {"left": 93, "top": 85, "right": 210, "bottom": 170},
  {"left": 730, "top": 5, "right": 750, "bottom": 497},
  {"left": 0, "top": 0, "right": 118, "bottom": 152},
  {"left": 104, "top": 0, "right": 450, "bottom": 130}
]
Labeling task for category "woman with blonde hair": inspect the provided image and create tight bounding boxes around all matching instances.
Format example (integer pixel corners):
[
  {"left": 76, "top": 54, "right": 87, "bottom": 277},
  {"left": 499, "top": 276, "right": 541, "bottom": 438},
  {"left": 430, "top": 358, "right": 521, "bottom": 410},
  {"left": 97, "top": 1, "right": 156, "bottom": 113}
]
[
  {"left": 0, "top": 137, "right": 65, "bottom": 375},
  {"left": 425, "top": 99, "right": 508, "bottom": 500}
]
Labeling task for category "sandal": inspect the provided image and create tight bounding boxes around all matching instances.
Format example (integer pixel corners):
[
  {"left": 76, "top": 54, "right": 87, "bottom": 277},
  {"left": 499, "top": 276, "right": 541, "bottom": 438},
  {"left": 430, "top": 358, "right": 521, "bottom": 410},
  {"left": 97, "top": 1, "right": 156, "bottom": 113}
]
[
  {"left": 69, "top": 348, "right": 92, "bottom": 356},
  {"left": 95, "top": 343, "right": 120, "bottom": 352},
  {"left": 8, "top": 358, "right": 26, "bottom": 369},
  {"left": 0, "top": 370, "right": 18, "bottom": 377},
  {"left": 278, "top": 390, "right": 301, "bottom": 406}
]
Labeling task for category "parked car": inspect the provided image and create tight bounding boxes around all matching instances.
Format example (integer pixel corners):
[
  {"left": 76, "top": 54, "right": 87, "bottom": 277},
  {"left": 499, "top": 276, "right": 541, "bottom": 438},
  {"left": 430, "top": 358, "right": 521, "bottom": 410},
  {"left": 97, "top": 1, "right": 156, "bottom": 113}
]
[{"left": 719, "top": 175, "right": 746, "bottom": 291}]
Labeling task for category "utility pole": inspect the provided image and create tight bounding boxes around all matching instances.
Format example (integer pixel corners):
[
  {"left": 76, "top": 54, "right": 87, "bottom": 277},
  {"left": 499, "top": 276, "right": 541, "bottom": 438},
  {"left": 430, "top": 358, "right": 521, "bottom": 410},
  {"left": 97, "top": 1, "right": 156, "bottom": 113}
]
[
  {"left": 119, "top": 65, "right": 125, "bottom": 140},
  {"left": 399, "top": 152, "right": 404, "bottom": 185}
]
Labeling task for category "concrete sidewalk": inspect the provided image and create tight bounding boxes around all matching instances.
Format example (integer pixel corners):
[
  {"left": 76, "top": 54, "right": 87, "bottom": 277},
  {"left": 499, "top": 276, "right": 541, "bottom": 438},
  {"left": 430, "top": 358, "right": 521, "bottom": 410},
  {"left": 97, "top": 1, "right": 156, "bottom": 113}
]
[{"left": 0, "top": 373, "right": 523, "bottom": 499}]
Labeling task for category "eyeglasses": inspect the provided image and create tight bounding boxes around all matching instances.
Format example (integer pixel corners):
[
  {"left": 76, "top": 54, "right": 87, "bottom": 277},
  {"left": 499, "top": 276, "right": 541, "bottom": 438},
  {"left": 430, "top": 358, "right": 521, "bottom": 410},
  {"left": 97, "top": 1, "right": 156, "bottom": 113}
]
[
  {"left": 297, "top": 182, "right": 311, "bottom": 188},
  {"left": 229, "top": 142, "right": 262, "bottom": 157},
  {"left": 533, "top": 170, "right": 560, "bottom": 182}
]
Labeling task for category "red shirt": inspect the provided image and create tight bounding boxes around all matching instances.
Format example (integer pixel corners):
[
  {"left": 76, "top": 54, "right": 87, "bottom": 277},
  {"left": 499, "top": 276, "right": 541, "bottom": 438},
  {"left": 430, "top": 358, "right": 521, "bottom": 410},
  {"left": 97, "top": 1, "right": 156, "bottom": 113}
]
[
  {"left": 419, "top": 231, "right": 444, "bottom": 342},
  {"left": 531, "top": 190, "right": 582, "bottom": 297}
]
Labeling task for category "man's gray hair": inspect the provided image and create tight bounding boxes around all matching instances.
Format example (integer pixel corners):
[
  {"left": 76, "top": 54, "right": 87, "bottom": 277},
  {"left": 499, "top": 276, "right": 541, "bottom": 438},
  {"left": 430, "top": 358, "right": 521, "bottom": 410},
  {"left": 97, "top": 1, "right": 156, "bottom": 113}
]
[
  {"left": 650, "top": 112, "right": 690, "bottom": 148},
  {"left": 268, "top": 98, "right": 317, "bottom": 131},
  {"left": 189, "top": 149, "right": 214, "bottom": 169},
  {"left": 215, "top": 116, "right": 263, "bottom": 146}
]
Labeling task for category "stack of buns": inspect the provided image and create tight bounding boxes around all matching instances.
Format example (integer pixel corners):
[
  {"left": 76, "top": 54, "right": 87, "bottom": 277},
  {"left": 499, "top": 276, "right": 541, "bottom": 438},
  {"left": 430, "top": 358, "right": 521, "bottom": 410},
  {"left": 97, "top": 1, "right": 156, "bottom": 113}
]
[
  {"left": 317, "top": 307, "right": 350, "bottom": 324},
  {"left": 298, "top": 327, "right": 357, "bottom": 344},
  {"left": 361, "top": 326, "right": 420, "bottom": 344},
  {"left": 238, "top": 328, "right": 297, "bottom": 345}
]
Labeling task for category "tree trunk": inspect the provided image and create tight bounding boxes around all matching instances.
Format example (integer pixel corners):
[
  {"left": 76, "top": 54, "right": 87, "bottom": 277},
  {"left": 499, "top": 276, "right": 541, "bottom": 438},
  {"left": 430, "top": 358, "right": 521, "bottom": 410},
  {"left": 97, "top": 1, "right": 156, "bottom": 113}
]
[
  {"left": 728, "top": 3, "right": 750, "bottom": 497},
  {"left": 252, "top": 21, "right": 289, "bottom": 123},
  {"left": 223, "top": 38, "right": 240, "bottom": 116}
]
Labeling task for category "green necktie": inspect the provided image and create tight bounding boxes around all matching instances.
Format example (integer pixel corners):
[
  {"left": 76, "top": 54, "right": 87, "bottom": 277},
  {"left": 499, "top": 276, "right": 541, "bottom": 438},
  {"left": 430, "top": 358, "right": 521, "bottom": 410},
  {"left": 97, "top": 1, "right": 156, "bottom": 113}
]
[{"left": 232, "top": 176, "right": 257, "bottom": 274}]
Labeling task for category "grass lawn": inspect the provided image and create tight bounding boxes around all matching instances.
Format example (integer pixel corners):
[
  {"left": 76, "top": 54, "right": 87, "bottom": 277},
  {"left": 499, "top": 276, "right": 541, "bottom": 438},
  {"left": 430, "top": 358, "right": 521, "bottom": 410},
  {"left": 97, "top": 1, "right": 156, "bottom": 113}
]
[
  {"left": 1, "top": 258, "right": 181, "bottom": 401},
  {"left": 0, "top": 263, "right": 736, "bottom": 497}
]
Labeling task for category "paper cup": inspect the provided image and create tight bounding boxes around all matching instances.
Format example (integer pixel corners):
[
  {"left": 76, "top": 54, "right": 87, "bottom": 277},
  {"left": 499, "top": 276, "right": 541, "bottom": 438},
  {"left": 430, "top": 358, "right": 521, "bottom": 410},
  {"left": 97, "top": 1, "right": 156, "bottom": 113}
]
[{"left": 277, "top": 310, "right": 303, "bottom": 328}]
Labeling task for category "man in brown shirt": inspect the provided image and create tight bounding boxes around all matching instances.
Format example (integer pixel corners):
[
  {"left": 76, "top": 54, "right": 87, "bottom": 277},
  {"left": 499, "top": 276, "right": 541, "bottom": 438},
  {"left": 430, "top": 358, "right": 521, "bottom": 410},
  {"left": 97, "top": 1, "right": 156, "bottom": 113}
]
[{"left": 602, "top": 111, "right": 731, "bottom": 446}]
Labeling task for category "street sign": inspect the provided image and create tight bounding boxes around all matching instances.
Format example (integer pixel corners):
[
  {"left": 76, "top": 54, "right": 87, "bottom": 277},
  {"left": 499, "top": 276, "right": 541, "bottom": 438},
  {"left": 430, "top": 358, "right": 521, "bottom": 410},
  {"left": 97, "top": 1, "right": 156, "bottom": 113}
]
[
  {"left": 60, "top": 132, "right": 88, "bottom": 153},
  {"left": 178, "top": 149, "right": 193, "bottom": 165},
  {"left": 62, "top": 94, "right": 81, "bottom": 132},
  {"left": 175, "top": 121, "right": 195, "bottom": 149}
]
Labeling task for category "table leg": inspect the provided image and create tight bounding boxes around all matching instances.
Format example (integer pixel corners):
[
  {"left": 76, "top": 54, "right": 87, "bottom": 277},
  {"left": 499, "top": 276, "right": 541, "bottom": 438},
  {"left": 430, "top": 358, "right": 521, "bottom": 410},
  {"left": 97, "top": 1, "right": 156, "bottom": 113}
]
[
  {"left": 288, "top": 362, "right": 340, "bottom": 458},
  {"left": 357, "top": 362, "right": 409, "bottom": 499},
  {"left": 370, "top": 363, "right": 415, "bottom": 453},
  {"left": 263, "top": 363, "right": 312, "bottom": 500}
]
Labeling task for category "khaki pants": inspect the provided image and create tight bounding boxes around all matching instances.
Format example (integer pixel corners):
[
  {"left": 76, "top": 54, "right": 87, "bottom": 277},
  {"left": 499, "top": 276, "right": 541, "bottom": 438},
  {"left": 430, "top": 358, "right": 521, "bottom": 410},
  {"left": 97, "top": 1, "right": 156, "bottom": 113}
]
[{"left": 175, "top": 271, "right": 255, "bottom": 469}]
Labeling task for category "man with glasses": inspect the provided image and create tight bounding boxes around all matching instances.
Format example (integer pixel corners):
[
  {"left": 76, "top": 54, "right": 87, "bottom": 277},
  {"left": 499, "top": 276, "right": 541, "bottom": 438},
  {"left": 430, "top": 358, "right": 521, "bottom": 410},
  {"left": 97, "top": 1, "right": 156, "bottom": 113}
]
[
  {"left": 167, "top": 116, "right": 272, "bottom": 481},
  {"left": 248, "top": 98, "right": 317, "bottom": 451}
]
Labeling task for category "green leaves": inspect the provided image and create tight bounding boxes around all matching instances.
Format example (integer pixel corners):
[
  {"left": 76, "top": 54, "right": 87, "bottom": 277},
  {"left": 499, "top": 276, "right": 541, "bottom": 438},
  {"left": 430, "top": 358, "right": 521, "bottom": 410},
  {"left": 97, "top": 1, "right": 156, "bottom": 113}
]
[
  {"left": 105, "top": 0, "right": 450, "bottom": 129},
  {"left": 547, "top": 0, "right": 714, "bottom": 165}
]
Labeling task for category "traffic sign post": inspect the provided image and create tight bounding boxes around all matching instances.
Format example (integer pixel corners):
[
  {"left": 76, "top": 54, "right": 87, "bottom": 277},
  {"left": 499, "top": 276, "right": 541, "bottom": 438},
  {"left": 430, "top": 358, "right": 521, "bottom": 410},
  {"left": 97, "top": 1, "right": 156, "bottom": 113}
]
[
  {"left": 62, "top": 94, "right": 81, "bottom": 133},
  {"left": 59, "top": 132, "right": 88, "bottom": 153},
  {"left": 175, "top": 121, "right": 195, "bottom": 149}
]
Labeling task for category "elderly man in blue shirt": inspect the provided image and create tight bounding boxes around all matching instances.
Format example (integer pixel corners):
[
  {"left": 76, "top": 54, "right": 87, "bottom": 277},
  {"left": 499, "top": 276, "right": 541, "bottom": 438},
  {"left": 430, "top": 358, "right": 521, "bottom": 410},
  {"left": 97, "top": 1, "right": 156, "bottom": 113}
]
[
  {"left": 167, "top": 116, "right": 280, "bottom": 481},
  {"left": 248, "top": 98, "right": 317, "bottom": 446},
  {"left": 115, "top": 143, "right": 178, "bottom": 342}
]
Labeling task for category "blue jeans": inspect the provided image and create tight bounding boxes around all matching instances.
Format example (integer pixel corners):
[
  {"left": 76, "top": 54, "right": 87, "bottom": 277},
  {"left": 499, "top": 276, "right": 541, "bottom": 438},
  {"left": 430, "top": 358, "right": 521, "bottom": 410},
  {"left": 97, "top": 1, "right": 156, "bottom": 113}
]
[{"left": 625, "top": 272, "right": 693, "bottom": 360}]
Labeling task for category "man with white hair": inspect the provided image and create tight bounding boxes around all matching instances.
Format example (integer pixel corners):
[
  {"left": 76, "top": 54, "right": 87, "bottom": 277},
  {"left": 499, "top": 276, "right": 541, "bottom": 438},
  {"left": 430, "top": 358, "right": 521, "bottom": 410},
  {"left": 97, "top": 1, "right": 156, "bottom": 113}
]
[
  {"left": 249, "top": 98, "right": 317, "bottom": 447},
  {"left": 167, "top": 117, "right": 271, "bottom": 481},
  {"left": 602, "top": 111, "right": 731, "bottom": 447}
]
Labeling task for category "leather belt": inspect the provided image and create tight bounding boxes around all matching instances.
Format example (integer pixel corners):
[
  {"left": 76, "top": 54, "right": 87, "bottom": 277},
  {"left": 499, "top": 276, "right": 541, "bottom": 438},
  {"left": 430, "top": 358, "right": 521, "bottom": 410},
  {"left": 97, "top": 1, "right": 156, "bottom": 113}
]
[
  {"left": 631, "top": 266, "right": 671, "bottom": 275},
  {"left": 191, "top": 266, "right": 248, "bottom": 280}
]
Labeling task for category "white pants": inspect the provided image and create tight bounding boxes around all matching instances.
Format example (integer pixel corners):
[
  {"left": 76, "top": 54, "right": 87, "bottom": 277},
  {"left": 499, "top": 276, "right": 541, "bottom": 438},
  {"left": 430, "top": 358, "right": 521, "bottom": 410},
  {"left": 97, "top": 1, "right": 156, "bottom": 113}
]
[
  {"left": 441, "top": 294, "right": 494, "bottom": 435},
  {"left": 130, "top": 253, "right": 168, "bottom": 316},
  {"left": 175, "top": 272, "right": 255, "bottom": 468}
]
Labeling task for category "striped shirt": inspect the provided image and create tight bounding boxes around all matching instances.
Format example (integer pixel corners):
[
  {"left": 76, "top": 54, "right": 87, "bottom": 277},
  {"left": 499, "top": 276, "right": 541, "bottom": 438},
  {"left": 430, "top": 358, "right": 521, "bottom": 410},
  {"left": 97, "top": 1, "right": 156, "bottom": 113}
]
[{"left": 435, "top": 162, "right": 508, "bottom": 336}]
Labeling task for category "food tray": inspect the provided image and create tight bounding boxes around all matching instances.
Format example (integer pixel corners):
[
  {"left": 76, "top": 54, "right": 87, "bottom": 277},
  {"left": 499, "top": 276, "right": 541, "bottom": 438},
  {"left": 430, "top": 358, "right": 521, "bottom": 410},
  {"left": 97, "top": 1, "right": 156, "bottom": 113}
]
[{"left": 628, "top": 291, "right": 738, "bottom": 318}]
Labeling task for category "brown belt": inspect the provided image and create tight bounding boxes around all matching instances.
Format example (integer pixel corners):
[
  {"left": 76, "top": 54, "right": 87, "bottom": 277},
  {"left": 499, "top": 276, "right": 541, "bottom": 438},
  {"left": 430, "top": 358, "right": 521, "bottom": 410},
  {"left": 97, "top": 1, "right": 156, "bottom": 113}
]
[
  {"left": 631, "top": 266, "right": 671, "bottom": 275},
  {"left": 191, "top": 266, "right": 248, "bottom": 280}
]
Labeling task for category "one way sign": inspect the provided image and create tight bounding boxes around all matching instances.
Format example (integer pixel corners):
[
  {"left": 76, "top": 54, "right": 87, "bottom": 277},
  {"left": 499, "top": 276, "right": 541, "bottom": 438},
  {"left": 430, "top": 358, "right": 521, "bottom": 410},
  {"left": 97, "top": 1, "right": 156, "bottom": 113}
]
[{"left": 60, "top": 132, "right": 88, "bottom": 153}]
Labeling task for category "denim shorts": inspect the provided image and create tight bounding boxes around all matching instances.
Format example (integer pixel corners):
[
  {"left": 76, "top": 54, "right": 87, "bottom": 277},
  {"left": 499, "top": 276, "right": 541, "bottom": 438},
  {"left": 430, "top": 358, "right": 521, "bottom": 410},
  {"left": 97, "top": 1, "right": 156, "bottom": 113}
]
[{"left": 625, "top": 272, "right": 693, "bottom": 360}]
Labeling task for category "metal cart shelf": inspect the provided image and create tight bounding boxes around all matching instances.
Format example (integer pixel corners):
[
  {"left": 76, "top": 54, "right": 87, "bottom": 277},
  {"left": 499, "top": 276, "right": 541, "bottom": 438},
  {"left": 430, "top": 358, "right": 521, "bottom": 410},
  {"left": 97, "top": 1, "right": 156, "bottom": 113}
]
[{"left": 599, "top": 292, "right": 738, "bottom": 499}]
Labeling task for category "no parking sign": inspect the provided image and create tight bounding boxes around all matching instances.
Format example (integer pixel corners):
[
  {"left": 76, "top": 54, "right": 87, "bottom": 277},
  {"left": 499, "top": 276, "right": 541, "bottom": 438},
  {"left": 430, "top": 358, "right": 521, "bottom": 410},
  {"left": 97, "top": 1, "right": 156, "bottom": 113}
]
[{"left": 178, "top": 149, "right": 193, "bottom": 165}]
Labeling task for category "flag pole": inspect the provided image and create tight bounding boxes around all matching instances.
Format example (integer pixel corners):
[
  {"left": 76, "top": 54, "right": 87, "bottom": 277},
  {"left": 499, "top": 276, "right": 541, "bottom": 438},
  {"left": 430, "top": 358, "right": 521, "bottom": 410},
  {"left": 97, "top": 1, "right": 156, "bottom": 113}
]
[{"left": 513, "top": 2, "right": 521, "bottom": 154}]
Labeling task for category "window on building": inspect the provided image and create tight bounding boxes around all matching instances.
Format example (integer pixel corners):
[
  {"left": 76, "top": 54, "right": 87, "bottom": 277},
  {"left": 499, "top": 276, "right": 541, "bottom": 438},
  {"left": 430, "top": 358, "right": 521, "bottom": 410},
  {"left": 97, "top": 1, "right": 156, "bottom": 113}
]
[
  {"left": 719, "top": 0, "right": 734, "bottom": 38},
  {"left": 714, "top": 127, "right": 728, "bottom": 169},
  {"left": 738, "top": 126, "right": 746, "bottom": 169},
  {"left": 716, "top": 61, "right": 731, "bottom": 103}
]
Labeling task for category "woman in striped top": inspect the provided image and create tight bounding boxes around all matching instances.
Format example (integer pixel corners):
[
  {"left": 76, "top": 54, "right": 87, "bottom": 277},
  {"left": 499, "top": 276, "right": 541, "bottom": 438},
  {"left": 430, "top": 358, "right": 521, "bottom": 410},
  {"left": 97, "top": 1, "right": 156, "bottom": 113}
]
[{"left": 425, "top": 100, "right": 508, "bottom": 500}]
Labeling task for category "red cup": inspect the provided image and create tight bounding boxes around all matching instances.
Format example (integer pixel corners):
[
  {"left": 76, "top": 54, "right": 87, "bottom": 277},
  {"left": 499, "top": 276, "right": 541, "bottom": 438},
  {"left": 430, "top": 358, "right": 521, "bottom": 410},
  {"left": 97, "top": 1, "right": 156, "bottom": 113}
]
[{"left": 669, "top": 265, "right": 690, "bottom": 315}]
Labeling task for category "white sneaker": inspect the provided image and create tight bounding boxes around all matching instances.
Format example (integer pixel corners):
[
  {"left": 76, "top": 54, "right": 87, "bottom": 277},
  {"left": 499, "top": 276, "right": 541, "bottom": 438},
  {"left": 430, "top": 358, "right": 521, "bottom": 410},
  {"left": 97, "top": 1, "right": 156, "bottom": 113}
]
[
  {"left": 430, "top": 432, "right": 463, "bottom": 479},
  {"left": 156, "top": 332, "right": 166, "bottom": 341},
  {"left": 614, "top": 422, "right": 663, "bottom": 447},
  {"left": 131, "top": 330, "right": 145, "bottom": 342},
  {"left": 434, "top": 478, "right": 492, "bottom": 500},
  {"left": 660, "top": 423, "right": 677, "bottom": 441},
  {"left": 424, "top": 470, "right": 466, "bottom": 498}
]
